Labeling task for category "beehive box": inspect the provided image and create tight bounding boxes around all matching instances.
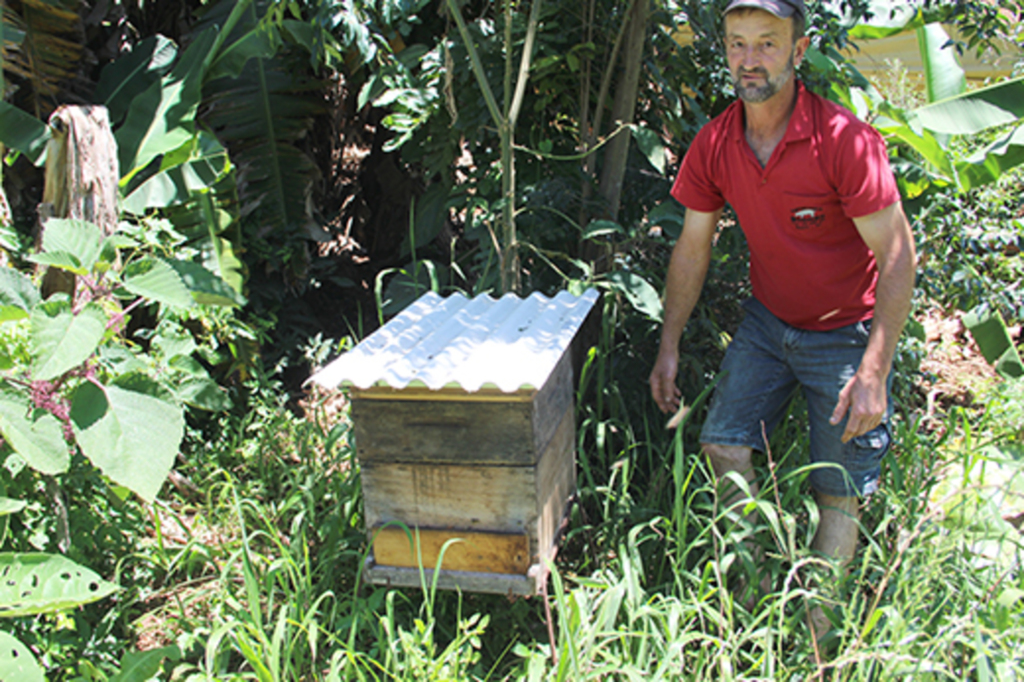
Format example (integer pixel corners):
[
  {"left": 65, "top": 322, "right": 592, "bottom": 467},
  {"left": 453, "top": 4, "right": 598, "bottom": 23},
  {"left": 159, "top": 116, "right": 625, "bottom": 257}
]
[{"left": 308, "top": 289, "right": 599, "bottom": 595}]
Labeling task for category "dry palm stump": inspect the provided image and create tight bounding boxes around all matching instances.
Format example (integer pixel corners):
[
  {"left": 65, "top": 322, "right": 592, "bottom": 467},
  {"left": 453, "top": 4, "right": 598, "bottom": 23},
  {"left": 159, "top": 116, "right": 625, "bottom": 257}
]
[{"left": 309, "top": 289, "right": 599, "bottom": 595}]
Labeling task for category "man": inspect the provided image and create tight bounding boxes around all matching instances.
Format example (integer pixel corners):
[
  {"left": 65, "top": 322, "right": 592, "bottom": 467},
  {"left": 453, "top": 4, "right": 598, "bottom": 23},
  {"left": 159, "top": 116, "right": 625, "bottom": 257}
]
[{"left": 649, "top": 0, "right": 916, "bottom": 632}]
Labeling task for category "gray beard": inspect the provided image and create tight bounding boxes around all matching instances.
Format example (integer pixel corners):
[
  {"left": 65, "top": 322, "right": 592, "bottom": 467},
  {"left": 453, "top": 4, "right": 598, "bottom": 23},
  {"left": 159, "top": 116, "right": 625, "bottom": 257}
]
[{"left": 733, "top": 55, "right": 795, "bottom": 103}]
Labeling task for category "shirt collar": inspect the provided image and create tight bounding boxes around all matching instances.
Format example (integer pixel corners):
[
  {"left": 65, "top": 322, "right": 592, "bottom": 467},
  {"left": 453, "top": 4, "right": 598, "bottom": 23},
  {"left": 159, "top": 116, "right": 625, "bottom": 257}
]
[{"left": 729, "top": 80, "right": 814, "bottom": 145}]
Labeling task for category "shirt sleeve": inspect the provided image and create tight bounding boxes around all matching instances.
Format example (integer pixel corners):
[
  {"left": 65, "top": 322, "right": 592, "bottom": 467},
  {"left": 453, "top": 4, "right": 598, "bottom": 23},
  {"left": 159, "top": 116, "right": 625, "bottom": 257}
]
[
  {"left": 832, "top": 121, "right": 901, "bottom": 219},
  {"left": 670, "top": 125, "right": 727, "bottom": 213}
]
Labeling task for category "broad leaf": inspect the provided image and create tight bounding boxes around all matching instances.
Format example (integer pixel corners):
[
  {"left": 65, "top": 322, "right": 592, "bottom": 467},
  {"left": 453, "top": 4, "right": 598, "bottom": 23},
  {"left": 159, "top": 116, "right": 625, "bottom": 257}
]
[
  {"left": 847, "top": 0, "right": 924, "bottom": 39},
  {"left": 0, "top": 268, "right": 40, "bottom": 323},
  {"left": 122, "top": 258, "right": 195, "bottom": 309},
  {"left": 95, "top": 35, "right": 179, "bottom": 126},
  {"left": 200, "top": 0, "right": 323, "bottom": 255},
  {"left": 116, "top": 0, "right": 254, "bottom": 183},
  {"left": 34, "top": 218, "right": 104, "bottom": 275},
  {"left": 0, "top": 553, "right": 118, "bottom": 618},
  {"left": 154, "top": 329, "right": 198, "bottom": 361},
  {"left": 917, "top": 23, "right": 965, "bottom": 104},
  {"left": 632, "top": 125, "right": 667, "bottom": 175},
  {"left": 963, "top": 305, "right": 1024, "bottom": 379},
  {"left": 164, "top": 260, "right": 246, "bottom": 307},
  {"left": 71, "top": 382, "right": 184, "bottom": 502},
  {"left": 606, "top": 270, "right": 663, "bottom": 322},
  {"left": 0, "top": 102, "right": 51, "bottom": 166},
  {"left": 207, "top": 20, "right": 280, "bottom": 82},
  {"left": 909, "top": 75, "right": 1024, "bottom": 136},
  {"left": 955, "top": 125, "right": 1024, "bottom": 191},
  {"left": 122, "top": 131, "right": 233, "bottom": 213},
  {"left": 30, "top": 300, "right": 107, "bottom": 381},
  {"left": 116, "top": 28, "right": 217, "bottom": 184},
  {"left": 167, "top": 355, "right": 206, "bottom": 375},
  {"left": 0, "top": 631, "right": 44, "bottom": 682},
  {"left": 583, "top": 220, "right": 626, "bottom": 240},
  {"left": 175, "top": 376, "right": 231, "bottom": 412},
  {"left": 0, "top": 498, "right": 27, "bottom": 516},
  {"left": 0, "top": 386, "right": 68, "bottom": 476},
  {"left": 109, "top": 646, "right": 182, "bottom": 682}
]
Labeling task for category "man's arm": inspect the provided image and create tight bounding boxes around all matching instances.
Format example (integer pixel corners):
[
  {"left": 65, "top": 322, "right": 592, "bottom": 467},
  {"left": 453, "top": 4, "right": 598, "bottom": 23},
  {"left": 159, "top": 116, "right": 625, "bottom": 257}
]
[
  {"left": 650, "top": 207, "right": 723, "bottom": 414},
  {"left": 831, "top": 200, "right": 916, "bottom": 442}
]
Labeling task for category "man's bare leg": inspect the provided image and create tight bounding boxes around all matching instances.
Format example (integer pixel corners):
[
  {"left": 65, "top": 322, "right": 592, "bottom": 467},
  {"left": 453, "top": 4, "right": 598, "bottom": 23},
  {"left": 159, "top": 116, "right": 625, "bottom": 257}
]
[
  {"left": 702, "top": 443, "right": 766, "bottom": 605},
  {"left": 808, "top": 492, "right": 860, "bottom": 639}
]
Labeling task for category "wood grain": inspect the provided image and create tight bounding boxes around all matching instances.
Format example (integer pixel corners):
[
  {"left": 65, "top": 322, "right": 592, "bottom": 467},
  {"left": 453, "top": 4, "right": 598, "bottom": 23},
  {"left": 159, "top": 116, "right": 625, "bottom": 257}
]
[{"left": 372, "top": 527, "right": 531, "bottom": 574}]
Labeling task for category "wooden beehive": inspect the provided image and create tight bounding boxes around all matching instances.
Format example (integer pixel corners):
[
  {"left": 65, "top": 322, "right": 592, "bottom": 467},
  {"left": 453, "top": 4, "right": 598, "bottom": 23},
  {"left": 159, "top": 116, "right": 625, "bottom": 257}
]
[{"left": 308, "top": 289, "right": 599, "bottom": 595}]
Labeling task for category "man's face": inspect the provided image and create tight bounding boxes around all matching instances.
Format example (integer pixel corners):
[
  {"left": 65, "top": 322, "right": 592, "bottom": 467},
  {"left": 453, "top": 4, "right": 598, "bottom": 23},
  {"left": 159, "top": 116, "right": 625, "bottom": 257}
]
[{"left": 724, "top": 9, "right": 805, "bottom": 104}]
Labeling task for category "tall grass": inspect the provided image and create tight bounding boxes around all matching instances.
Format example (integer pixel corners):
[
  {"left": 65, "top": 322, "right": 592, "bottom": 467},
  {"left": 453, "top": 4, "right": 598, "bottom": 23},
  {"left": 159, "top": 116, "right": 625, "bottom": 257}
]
[{"left": 140, "top": 304, "right": 1024, "bottom": 681}]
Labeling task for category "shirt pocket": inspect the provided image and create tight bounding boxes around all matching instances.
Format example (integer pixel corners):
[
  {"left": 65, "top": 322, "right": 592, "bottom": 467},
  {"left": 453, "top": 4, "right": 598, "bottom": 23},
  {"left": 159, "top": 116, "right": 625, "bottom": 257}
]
[{"left": 778, "top": 190, "right": 846, "bottom": 243}]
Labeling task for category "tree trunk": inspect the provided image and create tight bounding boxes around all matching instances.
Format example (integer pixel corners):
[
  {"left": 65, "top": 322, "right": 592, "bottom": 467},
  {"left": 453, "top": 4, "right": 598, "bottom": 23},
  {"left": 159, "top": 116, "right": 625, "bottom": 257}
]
[
  {"left": 38, "top": 105, "right": 119, "bottom": 298},
  {"left": 597, "top": 0, "right": 648, "bottom": 222}
]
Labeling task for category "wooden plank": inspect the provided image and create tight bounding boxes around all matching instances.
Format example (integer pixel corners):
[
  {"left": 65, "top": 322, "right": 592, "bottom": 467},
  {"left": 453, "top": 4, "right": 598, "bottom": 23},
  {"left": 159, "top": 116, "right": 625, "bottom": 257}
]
[
  {"left": 364, "top": 558, "right": 541, "bottom": 596},
  {"left": 372, "top": 527, "right": 530, "bottom": 575},
  {"left": 534, "top": 406, "right": 576, "bottom": 559},
  {"left": 362, "top": 462, "right": 538, "bottom": 533},
  {"left": 352, "top": 398, "right": 538, "bottom": 465},
  {"left": 530, "top": 352, "right": 574, "bottom": 461}
]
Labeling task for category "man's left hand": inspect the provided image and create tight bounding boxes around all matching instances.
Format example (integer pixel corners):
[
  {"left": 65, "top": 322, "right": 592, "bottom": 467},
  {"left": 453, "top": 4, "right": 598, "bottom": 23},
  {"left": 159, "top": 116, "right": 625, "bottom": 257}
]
[{"left": 830, "top": 371, "right": 887, "bottom": 443}]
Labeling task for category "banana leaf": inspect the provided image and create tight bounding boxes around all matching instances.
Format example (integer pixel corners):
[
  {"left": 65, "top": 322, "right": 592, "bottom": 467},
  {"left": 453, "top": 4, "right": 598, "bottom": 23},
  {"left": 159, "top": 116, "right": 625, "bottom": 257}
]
[
  {"left": 0, "top": 101, "right": 50, "bottom": 165},
  {"left": 199, "top": 0, "right": 324, "bottom": 247},
  {"left": 909, "top": 76, "right": 1024, "bottom": 137},
  {"left": 94, "top": 35, "right": 178, "bottom": 126},
  {"left": 917, "top": 23, "right": 965, "bottom": 105},
  {"left": 114, "top": 0, "right": 256, "bottom": 185},
  {"left": 1, "top": 0, "right": 81, "bottom": 118}
]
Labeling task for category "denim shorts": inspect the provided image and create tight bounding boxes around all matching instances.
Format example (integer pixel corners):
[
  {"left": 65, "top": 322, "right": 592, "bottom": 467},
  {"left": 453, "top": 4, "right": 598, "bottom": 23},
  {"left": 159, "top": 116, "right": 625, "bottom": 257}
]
[{"left": 700, "top": 298, "right": 892, "bottom": 498}]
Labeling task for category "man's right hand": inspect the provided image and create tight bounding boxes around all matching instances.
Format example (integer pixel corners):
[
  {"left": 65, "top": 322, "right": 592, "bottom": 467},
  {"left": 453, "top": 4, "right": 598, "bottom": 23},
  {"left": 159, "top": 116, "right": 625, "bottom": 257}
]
[{"left": 650, "top": 348, "right": 681, "bottom": 414}]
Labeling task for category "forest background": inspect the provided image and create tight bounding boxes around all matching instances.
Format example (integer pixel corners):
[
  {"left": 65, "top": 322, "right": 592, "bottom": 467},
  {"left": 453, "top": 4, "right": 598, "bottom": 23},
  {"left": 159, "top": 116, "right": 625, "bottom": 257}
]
[{"left": 0, "top": 0, "right": 1022, "bottom": 679}]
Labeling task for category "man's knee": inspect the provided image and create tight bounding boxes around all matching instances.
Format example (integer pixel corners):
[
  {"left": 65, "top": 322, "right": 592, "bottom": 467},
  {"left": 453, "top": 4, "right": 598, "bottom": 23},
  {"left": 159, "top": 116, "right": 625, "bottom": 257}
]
[{"left": 702, "top": 442, "right": 754, "bottom": 476}]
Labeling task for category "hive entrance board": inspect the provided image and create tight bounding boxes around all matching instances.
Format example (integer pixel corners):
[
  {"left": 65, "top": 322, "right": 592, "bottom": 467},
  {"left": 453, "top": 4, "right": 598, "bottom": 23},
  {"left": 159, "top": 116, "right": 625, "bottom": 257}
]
[{"left": 308, "top": 290, "right": 600, "bottom": 595}]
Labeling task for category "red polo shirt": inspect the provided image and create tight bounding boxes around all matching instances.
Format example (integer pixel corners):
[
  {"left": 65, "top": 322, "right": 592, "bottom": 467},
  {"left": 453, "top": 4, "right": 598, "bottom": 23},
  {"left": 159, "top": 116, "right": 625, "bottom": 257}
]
[{"left": 671, "top": 82, "right": 900, "bottom": 331}]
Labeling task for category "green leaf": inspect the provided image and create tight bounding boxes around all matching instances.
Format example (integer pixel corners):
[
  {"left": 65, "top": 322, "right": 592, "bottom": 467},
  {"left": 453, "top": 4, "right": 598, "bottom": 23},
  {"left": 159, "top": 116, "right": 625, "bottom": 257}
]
[
  {"left": 167, "top": 355, "right": 205, "bottom": 375},
  {"left": 164, "top": 260, "right": 246, "bottom": 307},
  {"left": 122, "top": 258, "right": 195, "bottom": 309},
  {"left": 95, "top": 34, "right": 179, "bottom": 126},
  {"left": 909, "top": 75, "right": 1024, "bottom": 137},
  {"left": 632, "top": 125, "right": 667, "bottom": 175},
  {"left": 207, "top": 22, "right": 280, "bottom": 82},
  {"left": 30, "top": 300, "right": 107, "bottom": 381},
  {"left": 32, "top": 218, "right": 104, "bottom": 275},
  {"left": 606, "top": 270, "right": 663, "bottom": 322},
  {"left": 917, "top": 24, "right": 965, "bottom": 105},
  {"left": 71, "top": 382, "right": 184, "bottom": 502},
  {"left": 955, "top": 125, "right": 1024, "bottom": 191},
  {"left": 109, "top": 646, "right": 181, "bottom": 682},
  {"left": 0, "top": 498, "right": 27, "bottom": 516},
  {"left": 116, "top": 0, "right": 255, "bottom": 184},
  {"left": 963, "top": 305, "right": 1024, "bottom": 379},
  {"left": 874, "top": 103, "right": 956, "bottom": 180},
  {"left": 583, "top": 220, "right": 626, "bottom": 240},
  {"left": 154, "top": 329, "right": 198, "bottom": 361},
  {"left": 0, "top": 102, "right": 51, "bottom": 166},
  {"left": 0, "top": 631, "right": 45, "bottom": 682},
  {"left": 0, "top": 268, "right": 40, "bottom": 323},
  {"left": 0, "top": 385, "right": 69, "bottom": 476},
  {"left": 175, "top": 376, "right": 231, "bottom": 412},
  {"left": 0, "top": 553, "right": 118, "bottom": 617},
  {"left": 122, "top": 131, "right": 233, "bottom": 213},
  {"left": 116, "top": 28, "right": 218, "bottom": 184},
  {"left": 847, "top": 1, "right": 924, "bottom": 39}
]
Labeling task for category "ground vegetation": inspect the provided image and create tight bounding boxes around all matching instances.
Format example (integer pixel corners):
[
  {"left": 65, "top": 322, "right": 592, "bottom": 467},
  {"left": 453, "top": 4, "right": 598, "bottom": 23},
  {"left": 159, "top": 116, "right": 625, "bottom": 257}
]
[{"left": 0, "top": 0, "right": 1022, "bottom": 679}]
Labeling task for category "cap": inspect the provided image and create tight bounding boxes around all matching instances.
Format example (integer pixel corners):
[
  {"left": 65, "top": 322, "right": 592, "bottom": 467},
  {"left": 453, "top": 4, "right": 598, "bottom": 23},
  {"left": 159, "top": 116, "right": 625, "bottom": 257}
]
[{"left": 724, "top": 0, "right": 805, "bottom": 19}]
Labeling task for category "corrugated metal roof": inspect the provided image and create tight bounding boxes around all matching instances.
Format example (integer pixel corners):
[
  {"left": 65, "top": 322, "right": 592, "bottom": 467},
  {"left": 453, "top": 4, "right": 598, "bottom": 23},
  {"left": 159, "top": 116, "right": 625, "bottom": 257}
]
[{"left": 308, "top": 289, "right": 600, "bottom": 393}]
